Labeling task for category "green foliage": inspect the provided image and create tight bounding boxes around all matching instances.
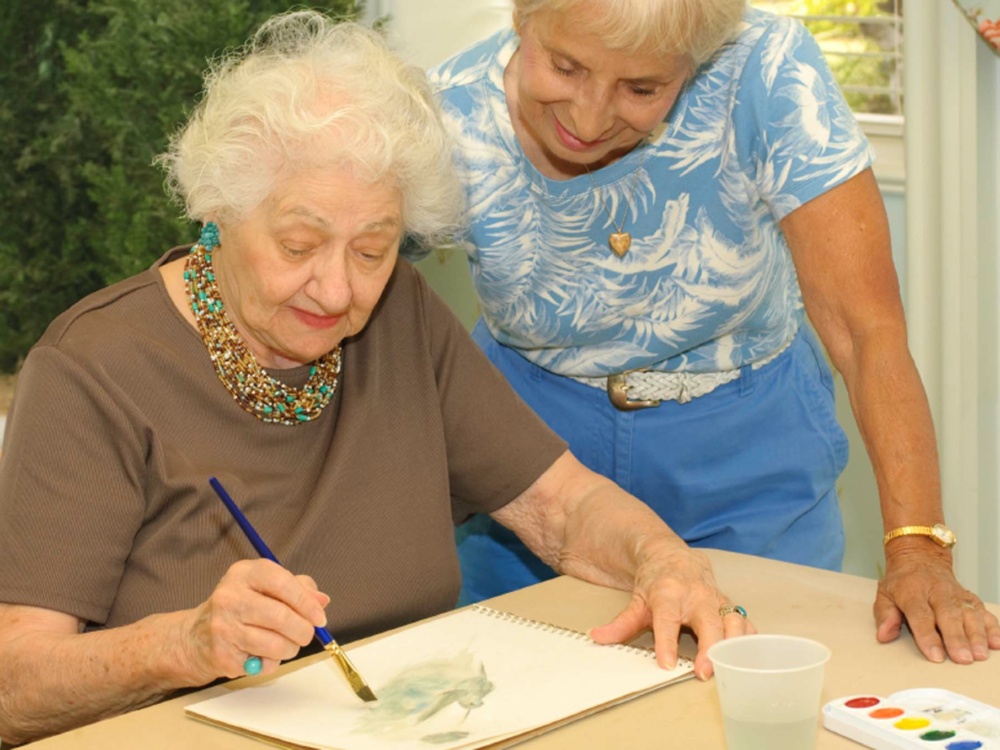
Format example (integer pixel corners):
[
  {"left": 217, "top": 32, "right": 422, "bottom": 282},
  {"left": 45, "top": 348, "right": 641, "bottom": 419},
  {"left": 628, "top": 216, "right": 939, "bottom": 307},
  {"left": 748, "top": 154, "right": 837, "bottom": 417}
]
[{"left": 0, "top": 0, "right": 363, "bottom": 371}]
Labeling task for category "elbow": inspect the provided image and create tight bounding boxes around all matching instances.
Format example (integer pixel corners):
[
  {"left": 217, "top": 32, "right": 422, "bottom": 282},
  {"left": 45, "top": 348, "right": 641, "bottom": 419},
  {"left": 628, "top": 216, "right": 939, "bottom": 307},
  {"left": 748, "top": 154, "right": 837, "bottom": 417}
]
[
  {"left": 0, "top": 684, "right": 64, "bottom": 746},
  {"left": 0, "top": 705, "right": 39, "bottom": 748}
]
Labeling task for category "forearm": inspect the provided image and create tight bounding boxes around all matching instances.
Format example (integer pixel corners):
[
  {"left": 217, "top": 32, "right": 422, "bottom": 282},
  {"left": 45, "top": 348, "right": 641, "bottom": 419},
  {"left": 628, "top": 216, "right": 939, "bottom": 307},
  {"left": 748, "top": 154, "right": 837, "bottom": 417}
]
[
  {"left": 0, "top": 609, "right": 198, "bottom": 745},
  {"left": 492, "top": 452, "right": 695, "bottom": 590},
  {"left": 493, "top": 451, "right": 741, "bottom": 675},
  {"left": 558, "top": 480, "right": 692, "bottom": 589},
  {"left": 0, "top": 560, "right": 329, "bottom": 743},
  {"left": 837, "top": 326, "right": 948, "bottom": 552}
]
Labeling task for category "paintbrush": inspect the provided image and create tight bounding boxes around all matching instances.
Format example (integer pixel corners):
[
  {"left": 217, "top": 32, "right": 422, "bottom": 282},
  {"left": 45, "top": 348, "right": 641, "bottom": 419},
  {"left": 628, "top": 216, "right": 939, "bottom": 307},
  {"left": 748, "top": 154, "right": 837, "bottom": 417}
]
[{"left": 209, "top": 476, "right": 378, "bottom": 703}]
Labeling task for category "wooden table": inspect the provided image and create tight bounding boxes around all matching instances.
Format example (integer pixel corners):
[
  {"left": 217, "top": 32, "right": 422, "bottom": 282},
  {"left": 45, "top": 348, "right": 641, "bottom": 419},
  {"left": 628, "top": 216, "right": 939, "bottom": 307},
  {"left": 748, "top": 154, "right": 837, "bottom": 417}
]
[{"left": 32, "top": 549, "right": 1000, "bottom": 749}]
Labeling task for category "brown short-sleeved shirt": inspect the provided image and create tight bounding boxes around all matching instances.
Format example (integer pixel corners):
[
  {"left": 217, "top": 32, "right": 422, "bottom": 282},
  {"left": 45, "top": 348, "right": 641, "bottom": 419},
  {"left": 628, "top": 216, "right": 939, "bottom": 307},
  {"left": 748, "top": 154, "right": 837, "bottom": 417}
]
[{"left": 0, "top": 249, "right": 566, "bottom": 642}]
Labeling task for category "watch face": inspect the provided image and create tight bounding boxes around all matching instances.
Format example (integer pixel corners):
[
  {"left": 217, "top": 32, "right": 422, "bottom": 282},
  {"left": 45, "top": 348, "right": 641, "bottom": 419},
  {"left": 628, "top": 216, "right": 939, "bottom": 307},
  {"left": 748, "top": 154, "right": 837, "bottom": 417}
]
[{"left": 932, "top": 523, "right": 957, "bottom": 547}]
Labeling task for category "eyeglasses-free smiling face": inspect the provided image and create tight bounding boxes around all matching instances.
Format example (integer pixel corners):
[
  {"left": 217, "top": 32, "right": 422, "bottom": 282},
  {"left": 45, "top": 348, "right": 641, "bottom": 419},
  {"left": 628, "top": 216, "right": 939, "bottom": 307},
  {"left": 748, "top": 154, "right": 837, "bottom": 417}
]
[
  {"left": 213, "top": 164, "right": 403, "bottom": 370},
  {"left": 507, "top": 6, "right": 691, "bottom": 179}
]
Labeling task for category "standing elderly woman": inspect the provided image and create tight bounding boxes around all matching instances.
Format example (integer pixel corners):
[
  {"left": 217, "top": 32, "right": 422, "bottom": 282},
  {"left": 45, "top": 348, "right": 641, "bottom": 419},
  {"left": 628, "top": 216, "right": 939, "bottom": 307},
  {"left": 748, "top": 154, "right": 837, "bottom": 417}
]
[
  {"left": 425, "top": 0, "right": 1000, "bottom": 664},
  {"left": 0, "top": 12, "right": 747, "bottom": 745}
]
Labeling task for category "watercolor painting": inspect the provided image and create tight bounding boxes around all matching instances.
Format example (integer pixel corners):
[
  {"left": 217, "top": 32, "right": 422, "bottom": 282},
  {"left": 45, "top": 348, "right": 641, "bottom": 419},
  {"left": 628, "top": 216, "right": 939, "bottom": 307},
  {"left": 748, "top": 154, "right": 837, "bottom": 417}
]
[
  {"left": 951, "top": 0, "right": 1000, "bottom": 54},
  {"left": 353, "top": 649, "right": 495, "bottom": 745},
  {"left": 185, "top": 606, "right": 692, "bottom": 750}
]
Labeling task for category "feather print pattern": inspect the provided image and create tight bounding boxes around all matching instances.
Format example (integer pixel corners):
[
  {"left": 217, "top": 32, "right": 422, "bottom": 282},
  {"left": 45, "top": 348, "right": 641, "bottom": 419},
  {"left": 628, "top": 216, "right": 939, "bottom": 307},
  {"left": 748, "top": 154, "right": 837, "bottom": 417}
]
[{"left": 424, "top": 9, "right": 875, "bottom": 377}]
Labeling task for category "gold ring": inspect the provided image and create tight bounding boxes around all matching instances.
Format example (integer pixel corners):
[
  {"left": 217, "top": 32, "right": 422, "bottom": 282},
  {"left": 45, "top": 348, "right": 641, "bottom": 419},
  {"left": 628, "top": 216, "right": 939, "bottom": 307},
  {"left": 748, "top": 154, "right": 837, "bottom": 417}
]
[
  {"left": 961, "top": 601, "right": 978, "bottom": 610},
  {"left": 719, "top": 604, "right": 748, "bottom": 619}
]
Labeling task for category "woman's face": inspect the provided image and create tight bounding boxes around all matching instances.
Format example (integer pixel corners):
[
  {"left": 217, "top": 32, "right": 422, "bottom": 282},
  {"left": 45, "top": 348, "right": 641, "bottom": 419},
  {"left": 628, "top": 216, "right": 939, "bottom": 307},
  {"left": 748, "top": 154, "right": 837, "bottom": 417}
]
[
  {"left": 214, "top": 164, "right": 402, "bottom": 369},
  {"left": 510, "top": 5, "right": 690, "bottom": 178}
]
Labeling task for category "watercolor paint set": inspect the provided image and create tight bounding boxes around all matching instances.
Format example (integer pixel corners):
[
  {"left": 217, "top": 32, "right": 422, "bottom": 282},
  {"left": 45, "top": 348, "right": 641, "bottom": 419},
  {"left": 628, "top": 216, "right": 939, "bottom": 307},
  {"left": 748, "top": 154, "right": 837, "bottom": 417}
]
[{"left": 823, "top": 689, "right": 1000, "bottom": 750}]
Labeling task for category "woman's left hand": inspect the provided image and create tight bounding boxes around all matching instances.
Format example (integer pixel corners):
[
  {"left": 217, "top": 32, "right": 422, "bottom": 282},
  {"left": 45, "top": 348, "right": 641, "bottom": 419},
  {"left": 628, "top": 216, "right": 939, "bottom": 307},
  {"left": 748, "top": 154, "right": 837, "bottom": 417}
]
[
  {"left": 493, "top": 451, "right": 754, "bottom": 681},
  {"left": 874, "top": 545, "right": 1000, "bottom": 663},
  {"left": 587, "top": 544, "right": 756, "bottom": 679},
  {"left": 782, "top": 169, "right": 1000, "bottom": 665}
]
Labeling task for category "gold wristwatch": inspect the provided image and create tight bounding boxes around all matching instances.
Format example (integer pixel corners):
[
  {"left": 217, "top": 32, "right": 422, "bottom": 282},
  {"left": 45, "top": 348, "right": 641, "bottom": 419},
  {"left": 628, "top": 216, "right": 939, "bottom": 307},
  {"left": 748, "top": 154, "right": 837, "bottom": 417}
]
[{"left": 882, "top": 523, "right": 956, "bottom": 549}]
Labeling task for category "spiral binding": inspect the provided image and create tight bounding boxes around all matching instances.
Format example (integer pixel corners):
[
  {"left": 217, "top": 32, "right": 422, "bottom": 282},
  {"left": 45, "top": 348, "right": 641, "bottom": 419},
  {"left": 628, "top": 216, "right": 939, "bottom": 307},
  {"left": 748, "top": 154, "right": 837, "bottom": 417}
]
[{"left": 472, "top": 604, "right": 694, "bottom": 667}]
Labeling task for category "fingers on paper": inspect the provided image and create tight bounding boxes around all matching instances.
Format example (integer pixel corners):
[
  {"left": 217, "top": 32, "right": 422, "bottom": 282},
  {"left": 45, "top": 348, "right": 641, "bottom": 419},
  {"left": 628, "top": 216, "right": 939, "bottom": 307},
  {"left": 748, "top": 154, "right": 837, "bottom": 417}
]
[
  {"left": 649, "top": 606, "right": 683, "bottom": 672},
  {"left": 587, "top": 595, "right": 683, "bottom": 671},
  {"left": 588, "top": 595, "right": 651, "bottom": 645}
]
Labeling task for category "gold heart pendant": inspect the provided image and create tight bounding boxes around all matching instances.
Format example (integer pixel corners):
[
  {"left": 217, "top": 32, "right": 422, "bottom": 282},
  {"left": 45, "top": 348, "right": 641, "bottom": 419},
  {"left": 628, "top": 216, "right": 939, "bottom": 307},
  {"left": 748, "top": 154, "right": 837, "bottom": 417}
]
[{"left": 608, "top": 232, "right": 631, "bottom": 258}]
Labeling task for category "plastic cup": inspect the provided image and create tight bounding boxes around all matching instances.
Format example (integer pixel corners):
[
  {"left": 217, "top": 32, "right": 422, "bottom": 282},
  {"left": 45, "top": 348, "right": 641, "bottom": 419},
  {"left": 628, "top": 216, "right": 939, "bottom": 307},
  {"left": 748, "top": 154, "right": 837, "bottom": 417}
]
[{"left": 708, "top": 634, "right": 831, "bottom": 750}]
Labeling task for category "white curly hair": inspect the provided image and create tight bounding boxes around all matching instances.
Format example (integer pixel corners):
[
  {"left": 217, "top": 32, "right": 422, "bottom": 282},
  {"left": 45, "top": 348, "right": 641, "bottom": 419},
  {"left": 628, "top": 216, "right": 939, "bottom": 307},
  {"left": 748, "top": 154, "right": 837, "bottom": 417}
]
[{"left": 157, "top": 11, "right": 465, "bottom": 247}]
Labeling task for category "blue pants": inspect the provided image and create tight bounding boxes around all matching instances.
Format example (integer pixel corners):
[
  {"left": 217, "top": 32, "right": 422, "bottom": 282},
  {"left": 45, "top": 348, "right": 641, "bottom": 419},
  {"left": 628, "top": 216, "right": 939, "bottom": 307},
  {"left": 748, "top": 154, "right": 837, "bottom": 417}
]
[{"left": 457, "top": 321, "right": 849, "bottom": 606}]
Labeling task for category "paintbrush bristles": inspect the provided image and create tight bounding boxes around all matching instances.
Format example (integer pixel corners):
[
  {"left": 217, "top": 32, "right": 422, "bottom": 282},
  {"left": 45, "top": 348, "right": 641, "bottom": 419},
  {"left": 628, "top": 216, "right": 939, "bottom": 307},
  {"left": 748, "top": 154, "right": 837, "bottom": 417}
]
[{"left": 325, "top": 642, "right": 379, "bottom": 703}]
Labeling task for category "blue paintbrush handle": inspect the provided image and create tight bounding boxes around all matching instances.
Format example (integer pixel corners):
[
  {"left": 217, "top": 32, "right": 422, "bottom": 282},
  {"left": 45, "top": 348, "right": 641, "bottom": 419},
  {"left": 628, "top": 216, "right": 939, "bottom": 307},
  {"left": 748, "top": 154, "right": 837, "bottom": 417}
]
[
  {"left": 209, "top": 477, "right": 279, "bottom": 562},
  {"left": 209, "top": 476, "right": 335, "bottom": 646}
]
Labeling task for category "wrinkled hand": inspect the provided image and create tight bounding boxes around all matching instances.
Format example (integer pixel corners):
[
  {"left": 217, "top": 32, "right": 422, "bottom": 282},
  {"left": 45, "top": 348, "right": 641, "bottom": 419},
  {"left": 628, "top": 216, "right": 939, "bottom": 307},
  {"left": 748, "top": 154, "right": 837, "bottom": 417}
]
[
  {"left": 588, "top": 546, "right": 755, "bottom": 680},
  {"left": 180, "top": 559, "right": 330, "bottom": 683},
  {"left": 875, "top": 546, "right": 1000, "bottom": 663}
]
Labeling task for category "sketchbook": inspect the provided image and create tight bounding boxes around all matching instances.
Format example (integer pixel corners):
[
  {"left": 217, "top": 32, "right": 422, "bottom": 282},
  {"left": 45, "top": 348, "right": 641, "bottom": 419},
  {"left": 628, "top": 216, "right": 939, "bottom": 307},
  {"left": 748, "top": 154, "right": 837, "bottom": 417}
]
[{"left": 185, "top": 604, "right": 695, "bottom": 749}]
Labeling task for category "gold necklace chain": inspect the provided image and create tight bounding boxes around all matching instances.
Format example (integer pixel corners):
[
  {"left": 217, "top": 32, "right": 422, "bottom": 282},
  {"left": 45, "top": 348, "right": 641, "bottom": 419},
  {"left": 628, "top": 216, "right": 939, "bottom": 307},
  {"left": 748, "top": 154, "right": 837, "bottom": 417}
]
[
  {"left": 584, "top": 144, "right": 651, "bottom": 258},
  {"left": 185, "top": 223, "right": 342, "bottom": 425}
]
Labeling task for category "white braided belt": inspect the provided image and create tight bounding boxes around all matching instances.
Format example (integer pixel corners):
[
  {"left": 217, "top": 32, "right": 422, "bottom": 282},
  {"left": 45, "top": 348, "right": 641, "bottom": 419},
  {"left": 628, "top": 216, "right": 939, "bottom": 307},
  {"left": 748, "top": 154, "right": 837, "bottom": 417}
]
[{"left": 569, "top": 338, "right": 793, "bottom": 407}]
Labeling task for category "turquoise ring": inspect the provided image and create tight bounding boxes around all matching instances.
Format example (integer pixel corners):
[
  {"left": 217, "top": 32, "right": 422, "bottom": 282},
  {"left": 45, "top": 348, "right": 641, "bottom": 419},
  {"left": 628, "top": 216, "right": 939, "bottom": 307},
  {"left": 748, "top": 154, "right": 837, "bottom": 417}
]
[
  {"left": 243, "top": 655, "right": 263, "bottom": 676},
  {"left": 719, "top": 604, "right": 748, "bottom": 619}
]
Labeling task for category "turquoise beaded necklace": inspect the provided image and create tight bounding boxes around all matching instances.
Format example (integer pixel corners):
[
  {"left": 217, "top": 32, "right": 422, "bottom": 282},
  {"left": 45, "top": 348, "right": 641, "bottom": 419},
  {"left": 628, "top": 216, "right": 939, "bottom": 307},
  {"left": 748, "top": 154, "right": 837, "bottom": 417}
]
[{"left": 184, "top": 222, "right": 342, "bottom": 425}]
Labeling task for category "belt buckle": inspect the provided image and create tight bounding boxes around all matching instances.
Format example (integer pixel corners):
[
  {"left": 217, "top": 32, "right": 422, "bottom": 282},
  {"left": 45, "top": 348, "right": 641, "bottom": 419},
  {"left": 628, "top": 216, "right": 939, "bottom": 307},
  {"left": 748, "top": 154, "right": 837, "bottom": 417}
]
[{"left": 607, "top": 372, "right": 661, "bottom": 411}]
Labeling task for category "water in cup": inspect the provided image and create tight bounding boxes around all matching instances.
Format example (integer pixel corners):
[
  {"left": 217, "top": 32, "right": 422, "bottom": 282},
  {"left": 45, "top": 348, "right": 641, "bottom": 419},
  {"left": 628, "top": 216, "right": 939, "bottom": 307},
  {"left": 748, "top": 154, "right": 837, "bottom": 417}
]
[
  {"left": 723, "top": 716, "right": 817, "bottom": 750},
  {"left": 708, "top": 634, "right": 831, "bottom": 750}
]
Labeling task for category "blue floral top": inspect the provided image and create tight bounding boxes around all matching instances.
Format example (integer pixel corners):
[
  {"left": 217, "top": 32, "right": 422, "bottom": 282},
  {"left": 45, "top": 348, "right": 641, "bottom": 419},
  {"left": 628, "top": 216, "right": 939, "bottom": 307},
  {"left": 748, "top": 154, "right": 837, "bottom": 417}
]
[{"left": 423, "top": 9, "right": 875, "bottom": 376}]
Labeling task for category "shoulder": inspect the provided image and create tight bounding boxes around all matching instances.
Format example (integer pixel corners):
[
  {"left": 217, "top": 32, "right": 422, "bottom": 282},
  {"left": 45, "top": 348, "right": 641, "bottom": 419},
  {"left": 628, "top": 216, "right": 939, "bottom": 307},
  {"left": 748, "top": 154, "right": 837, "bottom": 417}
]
[
  {"left": 373, "top": 259, "right": 451, "bottom": 328},
  {"left": 38, "top": 274, "right": 159, "bottom": 348},
  {"left": 699, "top": 9, "right": 818, "bottom": 81},
  {"left": 731, "top": 9, "right": 828, "bottom": 82},
  {"left": 428, "top": 28, "right": 512, "bottom": 96},
  {"left": 34, "top": 247, "right": 185, "bottom": 355},
  {"left": 361, "top": 259, "right": 471, "bottom": 356},
  {"left": 732, "top": 8, "right": 811, "bottom": 53},
  {"left": 692, "top": 7, "right": 840, "bottom": 131}
]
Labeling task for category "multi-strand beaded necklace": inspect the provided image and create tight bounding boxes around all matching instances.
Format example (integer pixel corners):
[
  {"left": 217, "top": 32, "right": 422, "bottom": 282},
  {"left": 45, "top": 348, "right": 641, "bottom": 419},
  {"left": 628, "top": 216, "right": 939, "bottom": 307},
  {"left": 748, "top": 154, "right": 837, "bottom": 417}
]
[{"left": 184, "top": 222, "right": 342, "bottom": 425}]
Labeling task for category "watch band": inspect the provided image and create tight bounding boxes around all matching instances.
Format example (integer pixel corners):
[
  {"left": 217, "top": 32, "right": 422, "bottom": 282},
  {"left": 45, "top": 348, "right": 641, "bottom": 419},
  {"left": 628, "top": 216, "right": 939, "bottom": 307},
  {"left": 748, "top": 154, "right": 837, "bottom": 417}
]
[{"left": 882, "top": 523, "right": 956, "bottom": 548}]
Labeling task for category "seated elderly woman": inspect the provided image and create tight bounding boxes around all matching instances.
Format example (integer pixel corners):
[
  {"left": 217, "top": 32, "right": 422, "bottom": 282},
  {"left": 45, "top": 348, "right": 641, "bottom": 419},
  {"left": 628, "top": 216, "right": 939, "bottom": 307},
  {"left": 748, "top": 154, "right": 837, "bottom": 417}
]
[{"left": 0, "top": 11, "right": 749, "bottom": 745}]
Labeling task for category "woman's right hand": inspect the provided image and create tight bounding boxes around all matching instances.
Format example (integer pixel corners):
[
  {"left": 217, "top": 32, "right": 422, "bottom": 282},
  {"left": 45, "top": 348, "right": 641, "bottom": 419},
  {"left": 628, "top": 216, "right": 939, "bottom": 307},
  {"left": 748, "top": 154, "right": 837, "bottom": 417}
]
[
  {"left": 180, "top": 559, "right": 331, "bottom": 682},
  {"left": 0, "top": 562, "right": 331, "bottom": 745}
]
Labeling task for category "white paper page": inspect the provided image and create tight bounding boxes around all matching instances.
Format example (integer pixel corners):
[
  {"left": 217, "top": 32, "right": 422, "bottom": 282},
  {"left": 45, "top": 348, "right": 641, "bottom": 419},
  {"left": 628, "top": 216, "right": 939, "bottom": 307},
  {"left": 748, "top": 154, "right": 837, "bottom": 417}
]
[{"left": 186, "top": 606, "right": 694, "bottom": 750}]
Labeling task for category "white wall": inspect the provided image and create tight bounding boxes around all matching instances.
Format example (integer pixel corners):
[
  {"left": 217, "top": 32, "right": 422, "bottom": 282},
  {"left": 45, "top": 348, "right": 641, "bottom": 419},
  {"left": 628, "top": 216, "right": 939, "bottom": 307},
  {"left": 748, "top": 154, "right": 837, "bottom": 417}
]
[
  {"left": 980, "top": 46, "right": 1000, "bottom": 600},
  {"left": 905, "top": 1, "right": 1000, "bottom": 601},
  {"left": 364, "top": 0, "right": 512, "bottom": 69}
]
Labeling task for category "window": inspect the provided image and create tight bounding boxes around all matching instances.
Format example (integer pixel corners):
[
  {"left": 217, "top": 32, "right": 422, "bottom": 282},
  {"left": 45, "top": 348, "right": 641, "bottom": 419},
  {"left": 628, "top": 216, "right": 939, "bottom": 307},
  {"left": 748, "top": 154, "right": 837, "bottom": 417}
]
[
  {"left": 750, "top": 1, "right": 905, "bottom": 185},
  {"left": 750, "top": 1, "right": 904, "bottom": 119}
]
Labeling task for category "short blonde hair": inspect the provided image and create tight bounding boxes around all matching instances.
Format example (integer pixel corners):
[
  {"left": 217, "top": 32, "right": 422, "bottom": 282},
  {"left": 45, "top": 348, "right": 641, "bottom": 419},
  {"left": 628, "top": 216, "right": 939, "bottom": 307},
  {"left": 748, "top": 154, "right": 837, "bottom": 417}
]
[
  {"left": 157, "top": 11, "right": 464, "bottom": 247},
  {"left": 514, "top": 0, "right": 746, "bottom": 66}
]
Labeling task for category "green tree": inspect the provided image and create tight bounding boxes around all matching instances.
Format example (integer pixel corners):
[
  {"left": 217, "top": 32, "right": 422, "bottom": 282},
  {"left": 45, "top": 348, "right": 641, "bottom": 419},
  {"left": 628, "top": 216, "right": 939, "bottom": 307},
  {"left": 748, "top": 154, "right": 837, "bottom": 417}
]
[{"left": 0, "top": 1, "right": 363, "bottom": 371}]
